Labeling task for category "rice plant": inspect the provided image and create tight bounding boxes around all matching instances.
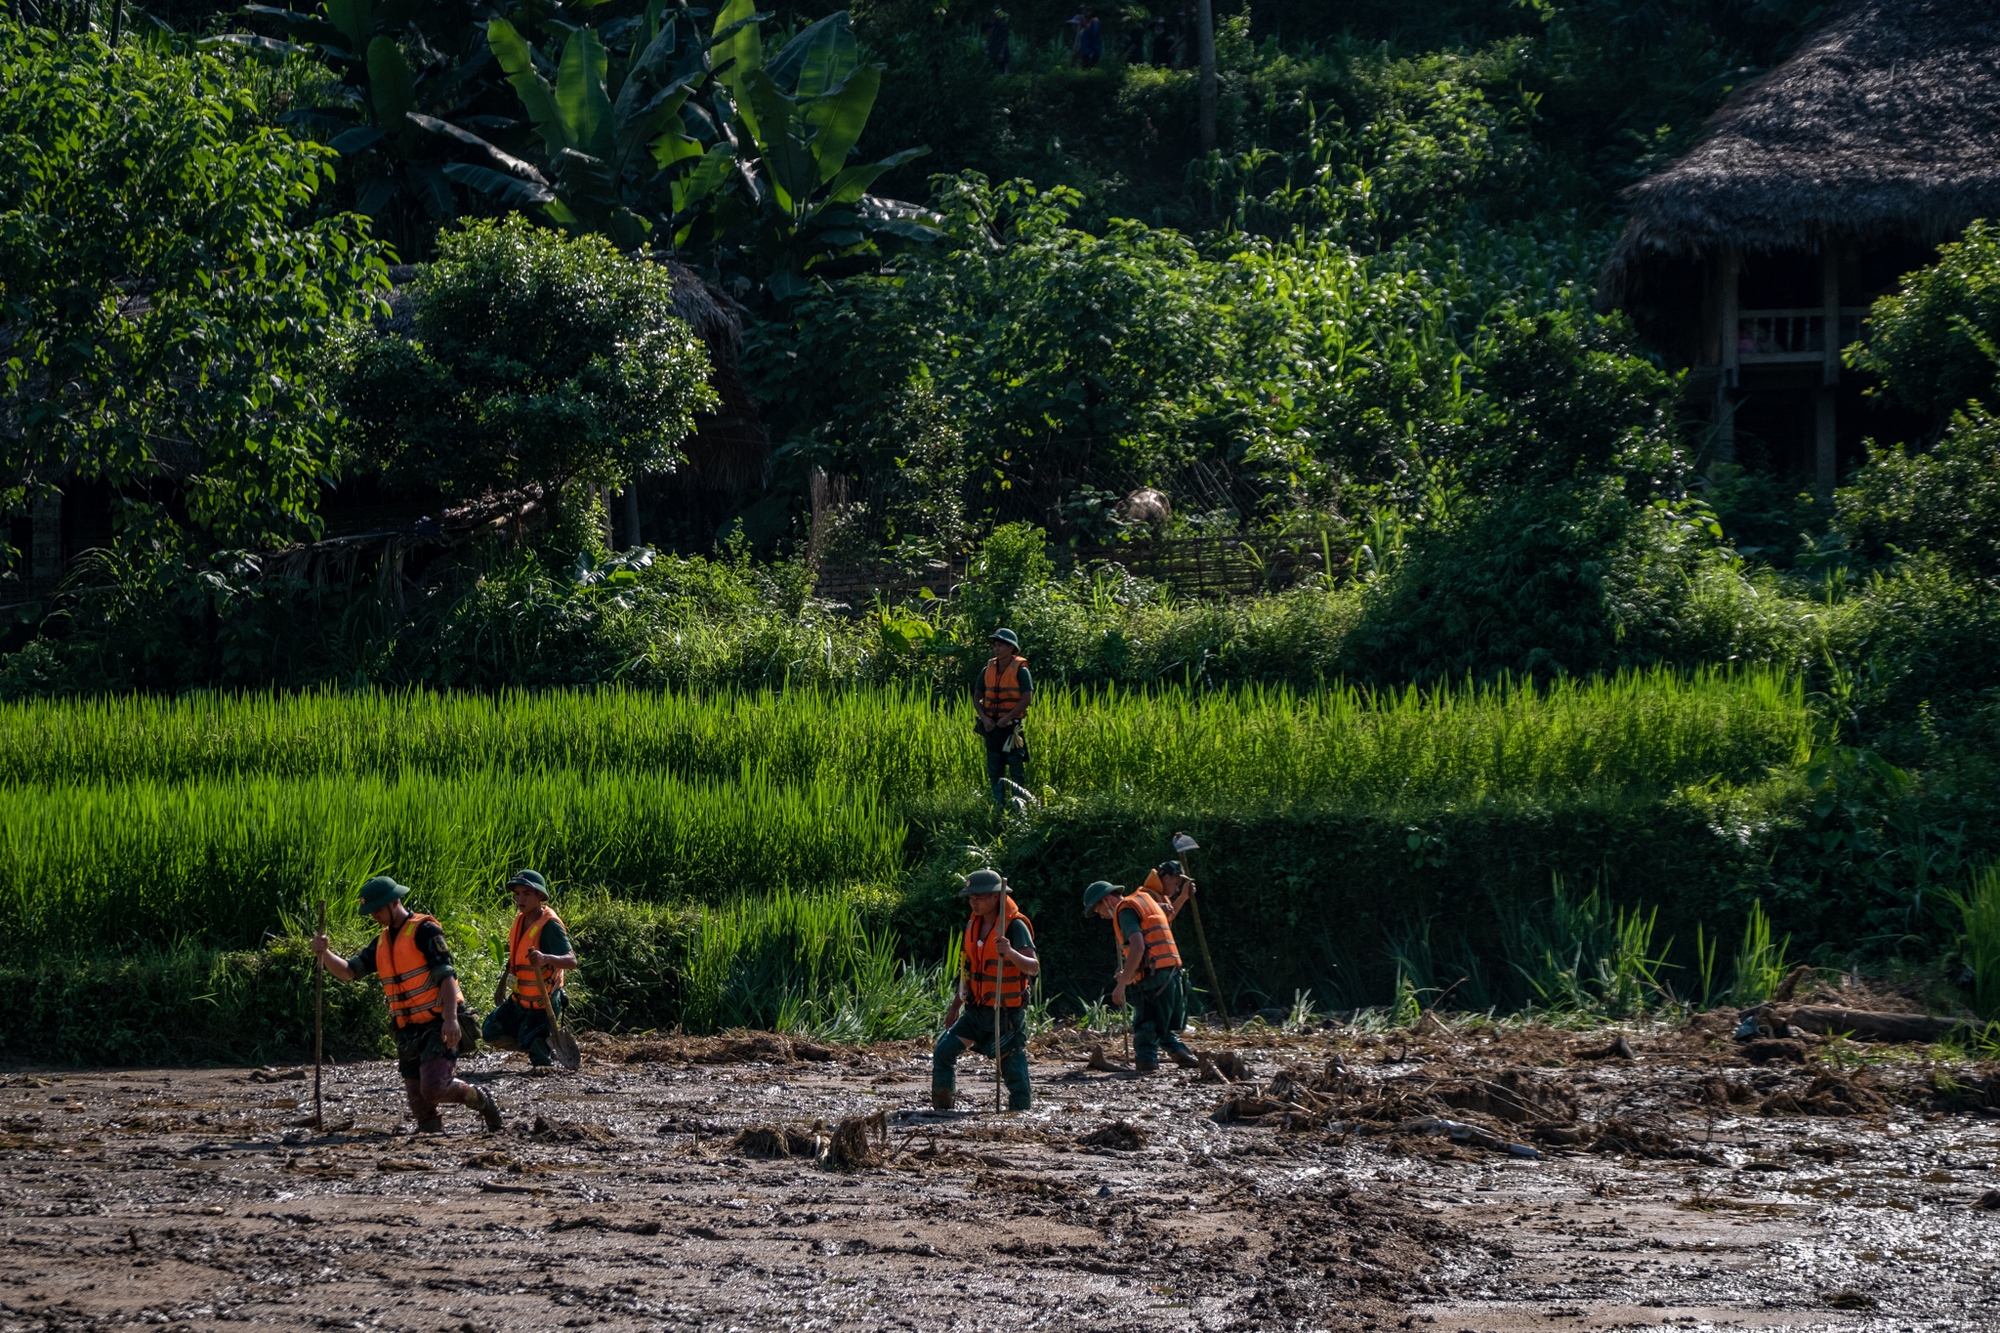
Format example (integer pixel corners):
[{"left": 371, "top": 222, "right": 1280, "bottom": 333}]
[
  {"left": 0, "top": 768, "right": 903, "bottom": 951},
  {"left": 0, "top": 666, "right": 1816, "bottom": 813},
  {"left": 1948, "top": 863, "right": 2000, "bottom": 1019},
  {"left": 1728, "top": 899, "right": 1791, "bottom": 1006}
]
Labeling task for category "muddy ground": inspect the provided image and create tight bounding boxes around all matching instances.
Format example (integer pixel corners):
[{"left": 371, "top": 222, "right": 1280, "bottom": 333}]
[{"left": 4, "top": 1017, "right": 2000, "bottom": 1333}]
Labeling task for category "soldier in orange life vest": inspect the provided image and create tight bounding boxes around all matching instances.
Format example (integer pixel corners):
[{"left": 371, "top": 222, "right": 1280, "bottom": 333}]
[
  {"left": 973, "top": 628, "right": 1033, "bottom": 804},
  {"left": 1137, "top": 859, "right": 1196, "bottom": 921},
  {"left": 311, "top": 875, "right": 503, "bottom": 1134},
  {"left": 933, "top": 869, "right": 1039, "bottom": 1111},
  {"left": 1085, "top": 879, "right": 1199, "bottom": 1072},
  {"left": 481, "top": 870, "right": 577, "bottom": 1070}
]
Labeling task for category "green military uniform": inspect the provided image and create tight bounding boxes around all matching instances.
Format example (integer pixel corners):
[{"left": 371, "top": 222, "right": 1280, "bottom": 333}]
[{"left": 1115, "top": 900, "right": 1195, "bottom": 1068}]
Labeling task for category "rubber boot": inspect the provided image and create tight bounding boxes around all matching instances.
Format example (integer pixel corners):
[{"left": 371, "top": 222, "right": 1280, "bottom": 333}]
[
  {"left": 931, "top": 1087, "right": 955, "bottom": 1112},
  {"left": 473, "top": 1085, "right": 503, "bottom": 1132},
  {"left": 1169, "top": 1048, "right": 1201, "bottom": 1069},
  {"left": 1135, "top": 1057, "right": 1159, "bottom": 1073},
  {"left": 416, "top": 1114, "right": 445, "bottom": 1134}
]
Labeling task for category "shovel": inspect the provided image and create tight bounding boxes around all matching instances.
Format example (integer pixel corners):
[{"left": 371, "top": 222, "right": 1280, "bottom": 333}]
[
  {"left": 537, "top": 961, "right": 582, "bottom": 1072},
  {"left": 1172, "top": 832, "right": 1231, "bottom": 1032}
]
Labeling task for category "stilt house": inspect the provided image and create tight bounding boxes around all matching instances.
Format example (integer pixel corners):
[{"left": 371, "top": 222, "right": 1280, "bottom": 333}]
[{"left": 1602, "top": 0, "right": 2000, "bottom": 491}]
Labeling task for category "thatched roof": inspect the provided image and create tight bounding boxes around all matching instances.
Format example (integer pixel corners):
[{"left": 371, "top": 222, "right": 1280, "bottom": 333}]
[{"left": 1602, "top": 0, "right": 2000, "bottom": 303}]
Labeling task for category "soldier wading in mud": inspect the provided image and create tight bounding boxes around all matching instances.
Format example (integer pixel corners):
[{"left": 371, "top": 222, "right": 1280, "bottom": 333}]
[
  {"left": 482, "top": 869, "right": 577, "bottom": 1070},
  {"left": 934, "top": 869, "right": 1039, "bottom": 1110},
  {"left": 1086, "top": 879, "right": 1201, "bottom": 1072},
  {"left": 312, "top": 875, "right": 503, "bottom": 1134}
]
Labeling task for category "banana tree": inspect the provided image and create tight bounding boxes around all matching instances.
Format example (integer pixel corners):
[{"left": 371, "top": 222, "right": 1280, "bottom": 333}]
[
  {"left": 476, "top": 0, "right": 715, "bottom": 252},
  {"left": 472, "top": 2, "right": 937, "bottom": 298},
  {"left": 225, "top": 0, "right": 555, "bottom": 256},
  {"left": 694, "top": 0, "right": 935, "bottom": 297}
]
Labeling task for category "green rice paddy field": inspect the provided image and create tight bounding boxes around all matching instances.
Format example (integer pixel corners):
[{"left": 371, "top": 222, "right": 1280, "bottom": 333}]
[{"left": 0, "top": 669, "right": 1827, "bottom": 1062}]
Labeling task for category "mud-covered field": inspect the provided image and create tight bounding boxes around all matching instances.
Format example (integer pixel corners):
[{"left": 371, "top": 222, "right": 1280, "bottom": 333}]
[{"left": 4, "top": 1017, "right": 2000, "bottom": 1333}]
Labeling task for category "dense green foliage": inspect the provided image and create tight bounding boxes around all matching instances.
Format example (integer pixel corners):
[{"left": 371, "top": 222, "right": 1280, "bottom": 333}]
[
  {"left": 335, "top": 218, "right": 719, "bottom": 498},
  {"left": 5, "top": 1, "right": 2000, "bottom": 1056},
  {"left": 1847, "top": 220, "right": 2000, "bottom": 428},
  {"left": 0, "top": 27, "right": 387, "bottom": 563}
]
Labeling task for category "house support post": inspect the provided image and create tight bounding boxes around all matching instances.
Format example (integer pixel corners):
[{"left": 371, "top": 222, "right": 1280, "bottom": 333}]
[
  {"left": 1817, "top": 241, "right": 1841, "bottom": 497},
  {"left": 29, "top": 491, "right": 60, "bottom": 585},
  {"left": 1717, "top": 246, "right": 1740, "bottom": 464},
  {"left": 617, "top": 487, "right": 642, "bottom": 550}
]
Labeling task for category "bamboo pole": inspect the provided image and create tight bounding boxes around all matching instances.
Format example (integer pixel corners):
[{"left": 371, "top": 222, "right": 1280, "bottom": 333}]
[
  {"left": 993, "top": 904, "right": 1006, "bottom": 1113},
  {"left": 313, "top": 900, "right": 325, "bottom": 1131}
]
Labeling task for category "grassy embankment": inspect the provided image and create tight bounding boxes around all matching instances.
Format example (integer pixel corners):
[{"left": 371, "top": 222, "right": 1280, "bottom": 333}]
[{"left": 0, "top": 669, "right": 1822, "bottom": 1063}]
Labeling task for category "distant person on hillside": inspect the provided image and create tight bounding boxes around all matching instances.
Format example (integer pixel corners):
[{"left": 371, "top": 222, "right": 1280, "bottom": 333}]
[
  {"left": 1123, "top": 22, "right": 1144, "bottom": 64},
  {"left": 482, "top": 870, "right": 577, "bottom": 1071},
  {"left": 1064, "top": 10, "right": 1086, "bottom": 59},
  {"left": 312, "top": 876, "right": 503, "bottom": 1135},
  {"left": 984, "top": 7, "right": 1010, "bottom": 72},
  {"left": 1149, "top": 13, "right": 1168, "bottom": 63},
  {"left": 974, "top": 627, "right": 1033, "bottom": 804},
  {"left": 1078, "top": 11, "right": 1103, "bottom": 66}
]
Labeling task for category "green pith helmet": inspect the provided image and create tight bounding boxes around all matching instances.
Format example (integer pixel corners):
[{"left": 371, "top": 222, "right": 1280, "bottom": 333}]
[
  {"left": 1082, "top": 880, "right": 1120, "bottom": 915},
  {"left": 358, "top": 875, "right": 410, "bottom": 915},
  {"left": 989, "top": 627, "right": 1020, "bottom": 649},
  {"left": 960, "top": 868, "right": 1007, "bottom": 897},
  {"left": 507, "top": 869, "right": 550, "bottom": 900},
  {"left": 1156, "top": 860, "right": 1182, "bottom": 877}
]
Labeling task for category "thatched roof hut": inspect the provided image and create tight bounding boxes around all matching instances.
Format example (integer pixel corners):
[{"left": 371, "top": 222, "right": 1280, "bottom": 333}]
[
  {"left": 1601, "top": 0, "right": 2000, "bottom": 488},
  {"left": 1604, "top": 0, "right": 2000, "bottom": 304}
]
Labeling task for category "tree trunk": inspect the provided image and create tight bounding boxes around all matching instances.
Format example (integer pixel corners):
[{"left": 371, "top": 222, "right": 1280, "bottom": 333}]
[{"left": 1196, "top": 0, "right": 1217, "bottom": 153}]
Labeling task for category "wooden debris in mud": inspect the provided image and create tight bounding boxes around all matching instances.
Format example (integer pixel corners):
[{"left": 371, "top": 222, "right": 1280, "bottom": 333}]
[
  {"left": 1077, "top": 1120, "right": 1148, "bottom": 1151},
  {"left": 826, "top": 1112, "right": 887, "bottom": 1169}
]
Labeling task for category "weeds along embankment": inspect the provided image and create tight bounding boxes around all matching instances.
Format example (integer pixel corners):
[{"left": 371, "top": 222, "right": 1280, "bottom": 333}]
[{"left": 0, "top": 668, "right": 1820, "bottom": 1062}]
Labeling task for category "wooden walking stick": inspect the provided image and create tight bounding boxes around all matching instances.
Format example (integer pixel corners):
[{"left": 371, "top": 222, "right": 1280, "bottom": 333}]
[
  {"left": 1172, "top": 833, "right": 1231, "bottom": 1032},
  {"left": 313, "top": 900, "right": 325, "bottom": 1131}
]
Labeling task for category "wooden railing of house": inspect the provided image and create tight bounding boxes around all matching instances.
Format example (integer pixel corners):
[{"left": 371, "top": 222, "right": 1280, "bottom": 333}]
[{"left": 1735, "top": 308, "right": 1868, "bottom": 362}]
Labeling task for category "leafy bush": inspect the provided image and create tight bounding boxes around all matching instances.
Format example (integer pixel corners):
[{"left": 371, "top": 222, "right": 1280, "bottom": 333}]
[
  {"left": 334, "top": 217, "right": 718, "bottom": 500},
  {"left": 1838, "top": 407, "right": 2000, "bottom": 581},
  {"left": 1342, "top": 313, "right": 1722, "bottom": 682},
  {"left": 1848, "top": 219, "right": 2000, "bottom": 424},
  {"left": 0, "top": 28, "right": 387, "bottom": 563}
]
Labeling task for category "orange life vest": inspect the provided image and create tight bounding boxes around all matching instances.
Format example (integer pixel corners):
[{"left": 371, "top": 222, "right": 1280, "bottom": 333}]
[
  {"left": 964, "top": 898, "right": 1034, "bottom": 1008},
  {"left": 1116, "top": 890, "right": 1182, "bottom": 975},
  {"left": 509, "top": 906, "right": 567, "bottom": 1010},
  {"left": 1139, "top": 867, "right": 1176, "bottom": 906},
  {"left": 377, "top": 912, "right": 445, "bottom": 1028},
  {"left": 980, "top": 655, "right": 1029, "bottom": 721}
]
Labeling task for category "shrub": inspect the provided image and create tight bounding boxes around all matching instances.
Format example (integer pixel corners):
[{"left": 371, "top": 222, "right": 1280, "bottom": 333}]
[
  {"left": 1848, "top": 219, "right": 2000, "bottom": 424},
  {"left": 1838, "top": 407, "right": 2000, "bottom": 581},
  {"left": 334, "top": 216, "right": 718, "bottom": 501}
]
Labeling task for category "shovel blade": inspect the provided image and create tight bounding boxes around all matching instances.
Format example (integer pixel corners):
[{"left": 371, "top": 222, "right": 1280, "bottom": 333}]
[{"left": 550, "top": 1029, "right": 582, "bottom": 1072}]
